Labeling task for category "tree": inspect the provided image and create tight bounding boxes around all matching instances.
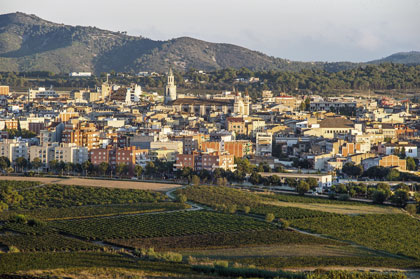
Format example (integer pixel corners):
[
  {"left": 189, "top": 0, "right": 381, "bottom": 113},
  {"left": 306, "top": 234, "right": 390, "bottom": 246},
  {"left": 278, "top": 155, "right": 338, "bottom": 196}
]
[
  {"left": 177, "top": 194, "right": 187, "bottom": 203},
  {"left": 31, "top": 158, "right": 42, "bottom": 170},
  {"left": 98, "top": 162, "right": 110, "bottom": 176},
  {"left": 82, "top": 160, "right": 92, "bottom": 176},
  {"left": 191, "top": 175, "right": 200, "bottom": 186},
  {"left": 243, "top": 206, "right": 251, "bottom": 214},
  {"left": 116, "top": 163, "right": 129, "bottom": 177},
  {"left": 15, "top": 157, "right": 28, "bottom": 172},
  {"left": 390, "top": 190, "right": 409, "bottom": 208},
  {"left": 372, "top": 190, "right": 387, "bottom": 204},
  {"left": 386, "top": 169, "right": 400, "bottom": 181},
  {"left": 134, "top": 165, "right": 143, "bottom": 178},
  {"left": 0, "top": 186, "right": 23, "bottom": 209},
  {"left": 406, "top": 157, "right": 416, "bottom": 171},
  {"left": 297, "top": 180, "right": 310, "bottom": 195},
  {"left": 342, "top": 162, "right": 363, "bottom": 177},
  {"left": 265, "top": 213, "right": 275, "bottom": 222},
  {"left": 306, "top": 178, "right": 318, "bottom": 189},
  {"left": 145, "top": 161, "right": 156, "bottom": 176},
  {"left": 285, "top": 178, "right": 297, "bottom": 187},
  {"left": 0, "top": 156, "right": 11, "bottom": 171}
]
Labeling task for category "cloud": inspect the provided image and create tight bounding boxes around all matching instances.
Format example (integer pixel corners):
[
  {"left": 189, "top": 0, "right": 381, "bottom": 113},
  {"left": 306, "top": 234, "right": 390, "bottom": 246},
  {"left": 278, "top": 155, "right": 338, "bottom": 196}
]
[{"left": 355, "top": 32, "right": 383, "bottom": 51}]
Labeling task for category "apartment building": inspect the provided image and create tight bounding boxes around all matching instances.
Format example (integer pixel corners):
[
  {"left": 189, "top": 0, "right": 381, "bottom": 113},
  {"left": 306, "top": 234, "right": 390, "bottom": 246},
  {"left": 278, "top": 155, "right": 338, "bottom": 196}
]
[
  {"left": 0, "top": 139, "right": 29, "bottom": 162},
  {"left": 53, "top": 143, "right": 89, "bottom": 164},
  {"left": 175, "top": 151, "right": 235, "bottom": 172}
]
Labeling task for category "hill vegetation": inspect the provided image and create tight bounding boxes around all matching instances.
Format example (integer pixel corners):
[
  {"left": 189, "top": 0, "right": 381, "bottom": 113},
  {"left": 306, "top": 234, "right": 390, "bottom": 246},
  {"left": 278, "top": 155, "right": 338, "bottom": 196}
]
[{"left": 0, "top": 12, "right": 418, "bottom": 74}]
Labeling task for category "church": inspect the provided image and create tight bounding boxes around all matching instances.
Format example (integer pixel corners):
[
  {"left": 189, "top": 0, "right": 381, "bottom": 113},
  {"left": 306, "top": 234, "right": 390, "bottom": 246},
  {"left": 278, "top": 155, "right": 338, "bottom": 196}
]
[{"left": 164, "top": 68, "right": 250, "bottom": 117}]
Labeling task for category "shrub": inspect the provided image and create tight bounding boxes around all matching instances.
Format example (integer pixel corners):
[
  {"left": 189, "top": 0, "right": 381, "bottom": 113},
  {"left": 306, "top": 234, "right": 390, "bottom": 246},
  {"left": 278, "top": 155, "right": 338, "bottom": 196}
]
[
  {"left": 265, "top": 213, "right": 275, "bottom": 222},
  {"left": 214, "top": 260, "right": 229, "bottom": 268},
  {"left": 405, "top": 204, "right": 417, "bottom": 215},
  {"left": 337, "top": 194, "right": 350, "bottom": 201},
  {"left": 7, "top": 246, "right": 20, "bottom": 253},
  {"left": 243, "top": 206, "right": 251, "bottom": 214}
]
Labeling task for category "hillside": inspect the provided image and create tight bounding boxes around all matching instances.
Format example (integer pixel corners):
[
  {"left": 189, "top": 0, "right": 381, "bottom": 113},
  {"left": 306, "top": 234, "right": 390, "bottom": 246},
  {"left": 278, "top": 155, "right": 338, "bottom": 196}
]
[
  {"left": 369, "top": 51, "right": 420, "bottom": 65},
  {"left": 0, "top": 12, "right": 418, "bottom": 74}
]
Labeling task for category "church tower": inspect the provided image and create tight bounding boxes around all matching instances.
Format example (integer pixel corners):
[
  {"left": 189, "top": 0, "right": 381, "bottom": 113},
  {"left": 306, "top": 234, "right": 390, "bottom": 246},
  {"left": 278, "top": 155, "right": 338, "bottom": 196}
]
[{"left": 164, "top": 67, "right": 177, "bottom": 104}]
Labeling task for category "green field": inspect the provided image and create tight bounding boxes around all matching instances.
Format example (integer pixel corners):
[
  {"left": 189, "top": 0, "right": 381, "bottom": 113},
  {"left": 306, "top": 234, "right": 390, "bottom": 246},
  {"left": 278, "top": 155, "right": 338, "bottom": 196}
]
[
  {"left": 178, "top": 186, "right": 335, "bottom": 219},
  {"left": 0, "top": 202, "right": 188, "bottom": 221},
  {"left": 291, "top": 214, "right": 420, "bottom": 259},
  {"left": 108, "top": 229, "right": 341, "bottom": 250},
  {"left": 51, "top": 211, "right": 276, "bottom": 240}
]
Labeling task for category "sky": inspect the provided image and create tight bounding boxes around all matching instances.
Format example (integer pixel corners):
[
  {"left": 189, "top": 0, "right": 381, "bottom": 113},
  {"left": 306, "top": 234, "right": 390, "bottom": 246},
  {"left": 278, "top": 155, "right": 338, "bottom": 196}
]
[{"left": 1, "top": 0, "right": 419, "bottom": 62}]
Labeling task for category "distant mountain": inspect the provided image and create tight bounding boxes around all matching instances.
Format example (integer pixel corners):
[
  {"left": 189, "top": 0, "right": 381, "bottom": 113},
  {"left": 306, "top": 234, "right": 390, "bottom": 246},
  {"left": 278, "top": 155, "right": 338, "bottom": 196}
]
[
  {"left": 0, "top": 12, "right": 418, "bottom": 74},
  {"left": 368, "top": 51, "right": 420, "bottom": 65}
]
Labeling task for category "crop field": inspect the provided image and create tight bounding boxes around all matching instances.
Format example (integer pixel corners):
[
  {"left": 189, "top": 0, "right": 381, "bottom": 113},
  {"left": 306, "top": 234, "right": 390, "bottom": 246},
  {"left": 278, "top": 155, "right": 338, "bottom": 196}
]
[
  {"left": 236, "top": 256, "right": 420, "bottom": 269},
  {"left": 0, "top": 233, "right": 101, "bottom": 252},
  {"left": 291, "top": 214, "right": 420, "bottom": 259},
  {"left": 51, "top": 211, "right": 275, "bottom": 240},
  {"left": 183, "top": 244, "right": 372, "bottom": 259},
  {"left": 260, "top": 193, "right": 367, "bottom": 205},
  {"left": 0, "top": 202, "right": 189, "bottom": 221},
  {"left": 11, "top": 184, "right": 168, "bottom": 210},
  {"left": 0, "top": 252, "right": 141, "bottom": 274},
  {"left": 0, "top": 176, "right": 180, "bottom": 191},
  {"left": 0, "top": 180, "right": 40, "bottom": 189},
  {"left": 108, "top": 229, "right": 342, "bottom": 250},
  {"left": 261, "top": 200, "right": 402, "bottom": 215},
  {"left": 179, "top": 186, "right": 335, "bottom": 219}
]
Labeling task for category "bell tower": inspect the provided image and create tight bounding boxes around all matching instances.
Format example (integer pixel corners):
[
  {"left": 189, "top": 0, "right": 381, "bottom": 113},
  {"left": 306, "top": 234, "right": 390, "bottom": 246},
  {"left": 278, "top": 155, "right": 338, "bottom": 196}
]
[{"left": 164, "top": 67, "right": 177, "bottom": 104}]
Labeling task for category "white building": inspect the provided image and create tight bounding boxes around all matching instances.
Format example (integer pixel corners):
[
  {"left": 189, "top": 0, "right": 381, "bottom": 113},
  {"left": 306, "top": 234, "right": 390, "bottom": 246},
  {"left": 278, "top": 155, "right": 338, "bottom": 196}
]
[
  {"left": 69, "top": 72, "right": 92, "bottom": 77},
  {"left": 28, "top": 87, "right": 59, "bottom": 100},
  {"left": 256, "top": 132, "right": 272, "bottom": 157},
  {"left": 0, "top": 139, "right": 29, "bottom": 162},
  {"left": 53, "top": 143, "right": 88, "bottom": 164}
]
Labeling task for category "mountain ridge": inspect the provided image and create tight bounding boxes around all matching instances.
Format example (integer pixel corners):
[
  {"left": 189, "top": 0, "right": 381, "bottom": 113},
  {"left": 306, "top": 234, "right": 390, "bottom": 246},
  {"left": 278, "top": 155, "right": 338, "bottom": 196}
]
[{"left": 0, "top": 12, "right": 418, "bottom": 74}]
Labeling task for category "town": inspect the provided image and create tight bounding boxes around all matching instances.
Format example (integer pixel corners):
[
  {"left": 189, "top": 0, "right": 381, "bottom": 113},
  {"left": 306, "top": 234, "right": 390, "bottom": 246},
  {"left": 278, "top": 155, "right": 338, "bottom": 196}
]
[{"left": 0, "top": 69, "right": 418, "bottom": 204}]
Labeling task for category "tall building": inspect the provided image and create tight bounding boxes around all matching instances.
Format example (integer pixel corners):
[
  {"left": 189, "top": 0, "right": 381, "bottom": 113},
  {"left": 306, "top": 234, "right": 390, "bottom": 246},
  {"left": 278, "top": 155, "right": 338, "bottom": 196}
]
[
  {"left": 164, "top": 68, "right": 177, "bottom": 104},
  {"left": 0, "top": 139, "right": 29, "bottom": 162},
  {"left": 0, "top": 86, "right": 9, "bottom": 96}
]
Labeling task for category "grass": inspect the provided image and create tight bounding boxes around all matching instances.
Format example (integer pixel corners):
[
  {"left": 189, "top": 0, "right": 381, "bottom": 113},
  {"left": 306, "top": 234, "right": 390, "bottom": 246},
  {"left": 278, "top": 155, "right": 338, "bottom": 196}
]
[{"left": 261, "top": 200, "right": 402, "bottom": 215}]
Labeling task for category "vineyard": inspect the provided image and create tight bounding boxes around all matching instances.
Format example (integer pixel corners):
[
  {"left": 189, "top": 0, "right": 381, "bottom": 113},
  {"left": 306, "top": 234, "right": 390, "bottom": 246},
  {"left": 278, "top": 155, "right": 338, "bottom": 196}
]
[
  {"left": 262, "top": 193, "right": 367, "bottom": 205},
  {"left": 0, "top": 233, "right": 101, "bottom": 252},
  {"left": 0, "top": 252, "right": 141, "bottom": 273},
  {"left": 108, "top": 229, "right": 342, "bottom": 250},
  {"left": 0, "top": 180, "right": 40, "bottom": 190},
  {"left": 179, "top": 186, "right": 334, "bottom": 219},
  {"left": 0, "top": 202, "right": 188, "bottom": 221},
  {"left": 51, "top": 211, "right": 275, "bottom": 240},
  {"left": 237, "top": 256, "right": 420, "bottom": 269},
  {"left": 13, "top": 184, "right": 168, "bottom": 210},
  {"left": 291, "top": 214, "right": 420, "bottom": 259}
]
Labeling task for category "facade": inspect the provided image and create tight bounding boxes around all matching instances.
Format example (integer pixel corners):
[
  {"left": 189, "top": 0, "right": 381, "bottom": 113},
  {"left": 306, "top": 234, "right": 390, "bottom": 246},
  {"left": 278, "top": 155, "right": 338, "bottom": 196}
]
[
  {"left": 175, "top": 151, "right": 235, "bottom": 172},
  {"left": 0, "top": 139, "right": 29, "bottom": 162},
  {"left": 29, "top": 143, "right": 58, "bottom": 165},
  {"left": 255, "top": 132, "right": 272, "bottom": 157},
  {"left": 53, "top": 143, "right": 88, "bottom": 164},
  {"left": 164, "top": 68, "right": 177, "bottom": 104},
  {"left": 0, "top": 85, "right": 9, "bottom": 96},
  {"left": 62, "top": 123, "right": 100, "bottom": 150}
]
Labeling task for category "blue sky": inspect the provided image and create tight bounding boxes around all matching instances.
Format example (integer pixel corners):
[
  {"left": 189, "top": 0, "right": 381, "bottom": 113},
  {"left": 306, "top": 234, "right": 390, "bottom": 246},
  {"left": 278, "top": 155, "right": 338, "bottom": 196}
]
[{"left": 1, "top": 0, "right": 419, "bottom": 62}]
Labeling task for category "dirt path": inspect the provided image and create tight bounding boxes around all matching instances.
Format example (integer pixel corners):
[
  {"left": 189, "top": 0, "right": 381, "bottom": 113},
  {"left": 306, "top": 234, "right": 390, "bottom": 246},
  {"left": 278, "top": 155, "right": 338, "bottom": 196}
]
[{"left": 0, "top": 175, "right": 181, "bottom": 191}]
